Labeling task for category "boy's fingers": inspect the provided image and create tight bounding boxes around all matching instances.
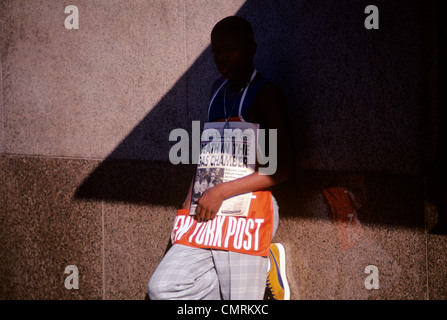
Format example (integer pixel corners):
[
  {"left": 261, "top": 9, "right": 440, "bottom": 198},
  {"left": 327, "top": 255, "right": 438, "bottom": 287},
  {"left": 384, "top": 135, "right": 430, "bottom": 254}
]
[
  {"left": 201, "top": 207, "right": 210, "bottom": 222},
  {"left": 195, "top": 206, "right": 203, "bottom": 221},
  {"left": 205, "top": 209, "right": 214, "bottom": 221},
  {"left": 196, "top": 206, "right": 215, "bottom": 222},
  {"left": 196, "top": 205, "right": 209, "bottom": 222}
]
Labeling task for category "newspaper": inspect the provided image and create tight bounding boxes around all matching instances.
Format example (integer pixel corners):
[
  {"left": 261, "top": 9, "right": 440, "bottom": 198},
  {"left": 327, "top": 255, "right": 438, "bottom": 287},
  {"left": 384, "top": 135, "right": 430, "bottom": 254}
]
[{"left": 189, "top": 121, "right": 259, "bottom": 217}]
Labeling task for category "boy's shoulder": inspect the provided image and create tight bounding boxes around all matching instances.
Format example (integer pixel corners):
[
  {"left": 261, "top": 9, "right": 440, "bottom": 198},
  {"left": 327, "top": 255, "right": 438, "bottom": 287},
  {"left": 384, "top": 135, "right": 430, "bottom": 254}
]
[
  {"left": 255, "top": 78, "right": 283, "bottom": 98},
  {"left": 210, "top": 77, "right": 227, "bottom": 96},
  {"left": 252, "top": 76, "right": 286, "bottom": 109},
  {"left": 248, "top": 76, "right": 288, "bottom": 127}
]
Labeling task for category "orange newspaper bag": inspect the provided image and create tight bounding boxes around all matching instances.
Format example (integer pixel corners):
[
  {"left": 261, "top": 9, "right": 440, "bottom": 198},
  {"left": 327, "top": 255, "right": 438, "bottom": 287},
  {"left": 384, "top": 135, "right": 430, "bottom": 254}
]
[{"left": 171, "top": 190, "right": 274, "bottom": 257}]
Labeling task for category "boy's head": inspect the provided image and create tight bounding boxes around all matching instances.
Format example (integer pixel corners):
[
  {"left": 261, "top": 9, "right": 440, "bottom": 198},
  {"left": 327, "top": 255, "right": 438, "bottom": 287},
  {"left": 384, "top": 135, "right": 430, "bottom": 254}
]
[{"left": 211, "top": 16, "right": 257, "bottom": 82}]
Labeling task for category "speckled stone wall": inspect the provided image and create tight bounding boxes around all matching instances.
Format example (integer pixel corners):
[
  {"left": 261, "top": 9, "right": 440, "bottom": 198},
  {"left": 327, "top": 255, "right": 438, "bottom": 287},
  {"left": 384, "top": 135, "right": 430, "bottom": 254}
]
[{"left": 1, "top": 0, "right": 445, "bottom": 300}]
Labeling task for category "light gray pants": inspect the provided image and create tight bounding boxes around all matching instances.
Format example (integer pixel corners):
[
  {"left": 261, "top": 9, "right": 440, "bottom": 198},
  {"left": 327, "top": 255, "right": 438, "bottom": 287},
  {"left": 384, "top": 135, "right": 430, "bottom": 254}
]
[{"left": 147, "top": 197, "right": 279, "bottom": 300}]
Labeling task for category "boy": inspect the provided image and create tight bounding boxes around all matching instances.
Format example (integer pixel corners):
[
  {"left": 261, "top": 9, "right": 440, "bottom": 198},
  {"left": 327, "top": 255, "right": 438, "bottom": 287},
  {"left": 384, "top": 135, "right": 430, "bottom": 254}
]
[{"left": 148, "top": 16, "right": 293, "bottom": 300}]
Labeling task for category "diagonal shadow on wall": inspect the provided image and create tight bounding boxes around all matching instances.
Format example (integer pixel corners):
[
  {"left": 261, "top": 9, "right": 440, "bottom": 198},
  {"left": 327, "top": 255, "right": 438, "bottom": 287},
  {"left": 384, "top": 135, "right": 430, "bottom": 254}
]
[{"left": 75, "top": 0, "right": 441, "bottom": 230}]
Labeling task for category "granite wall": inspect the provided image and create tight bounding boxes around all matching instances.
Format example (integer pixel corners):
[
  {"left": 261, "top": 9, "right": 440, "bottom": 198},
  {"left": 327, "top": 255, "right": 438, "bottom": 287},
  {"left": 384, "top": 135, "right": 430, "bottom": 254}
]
[{"left": 1, "top": 0, "right": 445, "bottom": 300}]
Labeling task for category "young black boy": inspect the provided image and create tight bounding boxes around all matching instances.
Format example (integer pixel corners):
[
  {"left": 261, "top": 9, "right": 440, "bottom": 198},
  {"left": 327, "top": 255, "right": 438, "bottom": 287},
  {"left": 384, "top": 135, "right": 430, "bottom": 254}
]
[{"left": 148, "top": 16, "right": 293, "bottom": 300}]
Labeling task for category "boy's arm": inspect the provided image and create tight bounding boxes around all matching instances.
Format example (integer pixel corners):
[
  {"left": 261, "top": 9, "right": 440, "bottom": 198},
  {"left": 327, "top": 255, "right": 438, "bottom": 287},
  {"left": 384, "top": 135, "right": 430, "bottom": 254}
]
[{"left": 195, "top": 83, "right": 295, "bottom": 221}]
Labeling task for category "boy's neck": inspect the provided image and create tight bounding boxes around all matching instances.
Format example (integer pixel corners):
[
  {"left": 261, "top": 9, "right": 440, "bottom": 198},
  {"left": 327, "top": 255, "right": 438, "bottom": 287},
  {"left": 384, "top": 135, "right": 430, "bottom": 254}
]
[{"left": 229, "top": 65, "right": 255, "bottom": 88}]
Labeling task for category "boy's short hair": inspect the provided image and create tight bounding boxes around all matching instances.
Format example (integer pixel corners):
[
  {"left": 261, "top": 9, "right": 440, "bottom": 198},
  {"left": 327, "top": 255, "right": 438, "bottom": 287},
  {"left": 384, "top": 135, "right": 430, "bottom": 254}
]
[{"left": 211, "top": 16, "right": 255, "bottom": 45}]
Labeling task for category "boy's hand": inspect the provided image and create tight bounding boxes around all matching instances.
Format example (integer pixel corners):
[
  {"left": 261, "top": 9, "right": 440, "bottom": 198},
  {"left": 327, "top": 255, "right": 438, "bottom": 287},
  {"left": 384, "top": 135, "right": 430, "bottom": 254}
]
[{"left": 195, "top": 185, "right": 225, "bottom": 221}]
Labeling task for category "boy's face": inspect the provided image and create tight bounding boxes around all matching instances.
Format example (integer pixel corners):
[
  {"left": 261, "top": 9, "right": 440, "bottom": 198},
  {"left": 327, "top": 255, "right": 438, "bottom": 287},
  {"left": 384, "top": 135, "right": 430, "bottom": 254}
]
[{"left": 211, "top": 32, "right": 256, "bottom": 81}]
